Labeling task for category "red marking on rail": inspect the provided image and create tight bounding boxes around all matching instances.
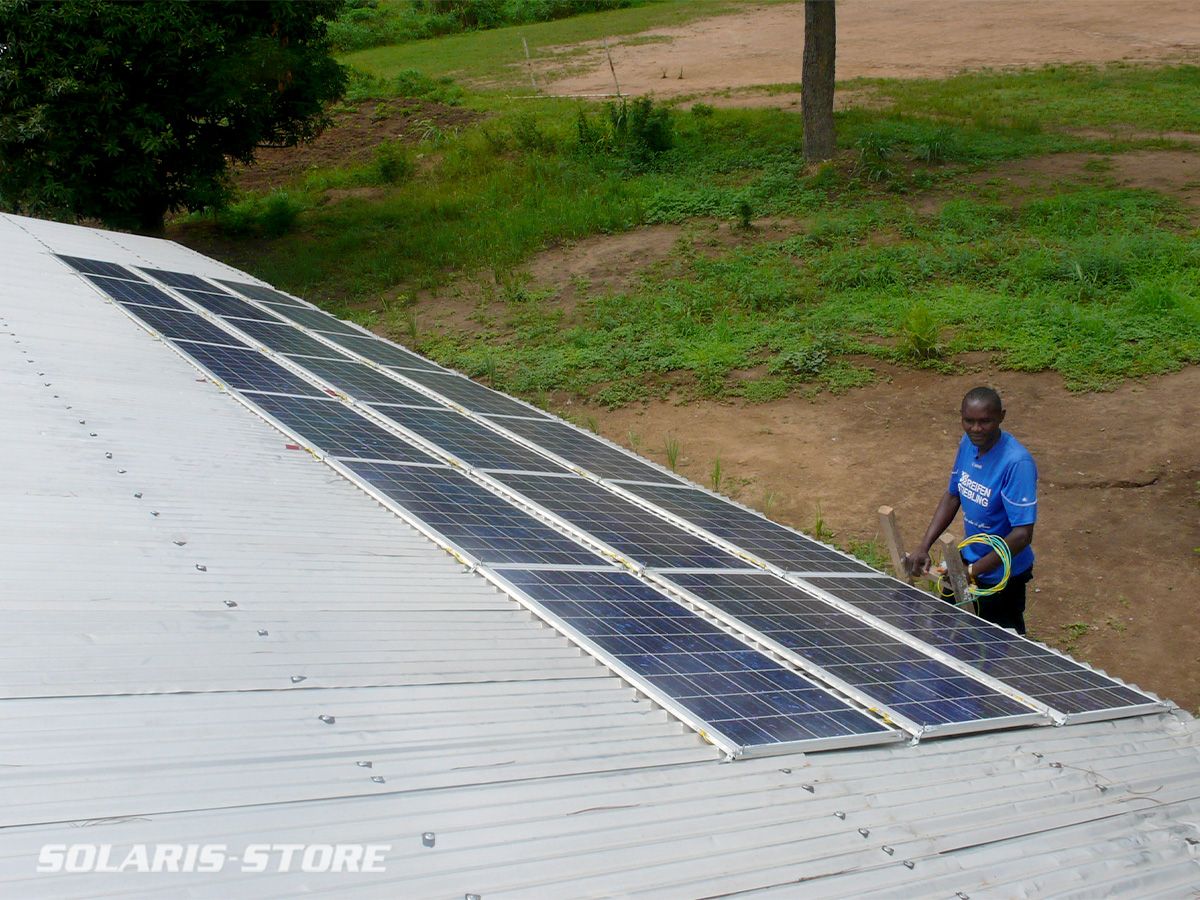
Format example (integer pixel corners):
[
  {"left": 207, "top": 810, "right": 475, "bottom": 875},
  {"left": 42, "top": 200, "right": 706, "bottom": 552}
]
[{"left": 285, "top": 443, "right": 302, "bottom": 451}]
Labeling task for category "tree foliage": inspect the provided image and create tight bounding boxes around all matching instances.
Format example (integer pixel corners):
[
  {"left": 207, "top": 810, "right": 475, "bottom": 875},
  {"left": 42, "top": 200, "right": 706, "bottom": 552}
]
[{"left": 0, "top": 0, "right": 347, "bottom": 232}]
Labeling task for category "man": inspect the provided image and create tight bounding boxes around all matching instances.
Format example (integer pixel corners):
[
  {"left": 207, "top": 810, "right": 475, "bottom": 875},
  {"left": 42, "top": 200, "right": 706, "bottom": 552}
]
[{"left": 903, "top": 386, "right": 1038, "bottom": 633}]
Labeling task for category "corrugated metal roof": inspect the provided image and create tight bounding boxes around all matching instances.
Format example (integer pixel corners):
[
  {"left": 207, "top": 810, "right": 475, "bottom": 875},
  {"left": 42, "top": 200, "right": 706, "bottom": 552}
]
[{"left": 1, "top": 212, "right": 1198, "bottom": 897}]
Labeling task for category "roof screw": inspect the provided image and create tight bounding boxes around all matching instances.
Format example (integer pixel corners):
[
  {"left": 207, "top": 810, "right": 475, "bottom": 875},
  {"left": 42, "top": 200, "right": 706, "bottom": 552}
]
[
  {"left": 173, "top": 539, "right": 186, "bottom": 546},
  {"left": 44, "top": 382, "right": 51, "bottom": 387},
  {"left": 834, "top": 811, "right": 846, "bottom": 820},
  {"left": 290, "top": 675, "right": 306, "bottom": 684},
  {"left": 465, "top": 894, "right": 481, "bottom": 900},
  {"left": 78, "top": 419, "right": 85, "bottom": 424},
  {"left": 903, "top": 860, "right": 915, "bottom": 870},
  {"left": 223, "top": 599, "right": 237, "bottom": 608},
  {"left": 257, "top": 629, "right": 268, "bottom": 637},
  {"left": 116, "top": 468, "right": 126, "bottom": 473},
  {"left": 858, "top": 828, "right": 870, "bottom": 838},
  {"left": 1097, "top": 784, "right": 1108, "bottom": 793},
  {"left": 105, "top": 452, "right": 113, "bottom": 459},
  {"left": 957, "top": 893, "right": 970, "bottom": 899},
  {"left": 356, "top": 761, "right": 372, "bottom": 768},
  {"left": 422, "top": 832, "right": 436, "bottom": 848},
  {"left": 1050, "top": 762, "right": 1062, "bottom": 769},
  {"left": 779, "top": 767, "right": 792, "bottom": 774},
  {"left": 195, "top": 563, "right": 207, "bottom": 572},
  {"left": 802, "top": 784, "right": 815, "bottom": 793},
  {"left": 89, "top": 432, "right": 97, "bottom": 437},
  {"left": 133, "top": 492, "right": 143, "bottom": 499},
  {"left": 371, "top": 775, "right": 385, "bottom": 784},
  {"left": 318, "top": 714, "right": 335, "bottom": 725},
  {"left": 150, "top": 510, "right": 160, "bottom": 517},
  {"left": 1032, "top": 751, "right": 1043, "bottom": 758},
  {"left": 882, "top": 845, "right": 894, "bottom": 855}
]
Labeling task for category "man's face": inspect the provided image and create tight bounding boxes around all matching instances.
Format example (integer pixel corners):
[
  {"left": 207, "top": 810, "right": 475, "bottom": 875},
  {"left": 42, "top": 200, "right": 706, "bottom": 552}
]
[{"left": 961, "top": 398, "right": 1005, "bottom": 450}]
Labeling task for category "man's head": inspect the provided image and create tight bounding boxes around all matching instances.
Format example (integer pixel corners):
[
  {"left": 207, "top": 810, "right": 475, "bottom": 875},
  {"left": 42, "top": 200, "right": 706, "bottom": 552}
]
[{"left": 961, "top": 386, "right": 1005, "bottom": 452}]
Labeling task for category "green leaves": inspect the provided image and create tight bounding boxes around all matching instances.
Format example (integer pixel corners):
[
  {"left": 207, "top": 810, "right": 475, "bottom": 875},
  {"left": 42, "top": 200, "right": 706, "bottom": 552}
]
[{"left": 0, "top": 0, "right": 348, "bottom": 231}]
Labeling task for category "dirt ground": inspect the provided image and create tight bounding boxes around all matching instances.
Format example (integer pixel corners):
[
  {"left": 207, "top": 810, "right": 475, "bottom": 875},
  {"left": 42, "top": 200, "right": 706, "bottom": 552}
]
[{"left": 542, "top": 0, "right": 1200, "bottom": 104}]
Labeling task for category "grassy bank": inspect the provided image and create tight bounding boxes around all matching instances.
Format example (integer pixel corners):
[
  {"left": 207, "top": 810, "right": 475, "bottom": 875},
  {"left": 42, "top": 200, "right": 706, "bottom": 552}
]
[{"left": 174, "top": 58, "right": 1200, "bottom": 406}]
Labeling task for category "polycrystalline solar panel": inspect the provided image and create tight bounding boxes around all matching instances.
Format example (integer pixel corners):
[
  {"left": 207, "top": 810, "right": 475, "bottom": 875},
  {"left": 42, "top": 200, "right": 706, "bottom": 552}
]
[
  {"left": 226, "top": 318, "right": 345, "bottom": 358},
  {"left": 85, "top": 275, "right": 188, "bottom": 310},
  {"left": 490, "top": 471, "right": 746, "bottom": 570},
  {"left": 620, "top": 482, "right": 875, "bottom": 575},
  {"left": 119, "top": 304, "right": 246, "bottom": 347},
  {"left": 173, "top": 344, "right": 327, "bottom": 397},
  {"left": 325, "top": 333, "right": 445, "bottom": 372},
  {"left": 806, "top": 577, "right": 1159, "bottom": 719},
  {"left": 243, "top": 393, "right": 437, "bottom": 463},
  {"left": 370, "top": 404, "right": 567, "bottom": 473},
  {"left": 494, "top": 568, "right": 895, "bottom": 752},
  {"left": 257, "top": 303, "right": 365, "bottom": 338},
  {"left": 400, "top": 369, "right": 551, "bottom": 419},
  {"left": 492, "top": 417, "right": 684, "bottom": 485},
  {"left": 178, "top": 290, "right": 281, "bottom": 322},
  {"left": 138, "top": 268, "right": 221, "bottom": 292},
  {"left": 56, "top": 255, "right": 141, "bottom": 280},
  {"left": 666, "top": 571, "right": 1036, "bottom": 730},
  {"left": 343, "top": 461, "right": 602, "bottom": 567},
  {"left": 215, "top": 279, "right": 308, "bottom": 308},
  {"left": 285, "top": 356, "right": 440, "bottom": 407}
]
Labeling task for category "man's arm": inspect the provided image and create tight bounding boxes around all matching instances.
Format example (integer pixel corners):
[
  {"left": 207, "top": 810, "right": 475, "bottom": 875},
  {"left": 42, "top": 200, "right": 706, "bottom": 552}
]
[
  {"left": 903, "top": 491, "right": 961, "bottom": 576},
  {"left": 968, "top": 524, "right": 1034, "bottom": 581}
]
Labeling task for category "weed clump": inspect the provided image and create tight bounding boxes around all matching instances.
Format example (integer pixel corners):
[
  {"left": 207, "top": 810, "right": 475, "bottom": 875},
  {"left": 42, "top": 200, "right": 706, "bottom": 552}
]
[{"left": 576, "top": 96, "right": 674, "bottom": 169}]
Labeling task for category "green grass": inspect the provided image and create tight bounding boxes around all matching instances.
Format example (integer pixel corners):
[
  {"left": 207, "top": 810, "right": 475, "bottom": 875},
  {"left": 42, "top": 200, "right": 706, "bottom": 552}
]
[
  {"left": 174, "top": 59, "right": 1200, "bottom": 407},
  {"left": 341, "top": 0, "right": 759, "bottom": 87}
]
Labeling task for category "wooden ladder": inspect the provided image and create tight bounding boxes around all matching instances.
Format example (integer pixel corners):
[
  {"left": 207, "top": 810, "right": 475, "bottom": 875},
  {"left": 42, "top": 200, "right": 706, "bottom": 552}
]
[{"left": 878, "top": 505, "right": 971, "bottom": 606}]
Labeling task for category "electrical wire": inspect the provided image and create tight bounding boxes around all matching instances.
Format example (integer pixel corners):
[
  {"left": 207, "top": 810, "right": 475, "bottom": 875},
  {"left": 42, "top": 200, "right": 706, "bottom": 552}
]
[{"left": 936, "top": 533, "right": 1012, "bottom": 606}]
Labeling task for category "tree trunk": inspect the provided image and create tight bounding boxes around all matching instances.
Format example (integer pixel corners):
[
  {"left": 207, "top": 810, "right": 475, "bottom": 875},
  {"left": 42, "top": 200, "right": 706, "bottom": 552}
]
[{"left": 802, "top": 0, "right": 837, "bottom": 164}]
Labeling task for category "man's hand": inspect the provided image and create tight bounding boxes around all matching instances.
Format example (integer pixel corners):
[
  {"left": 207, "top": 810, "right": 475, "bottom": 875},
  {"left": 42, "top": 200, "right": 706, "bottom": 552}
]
[{"left": 903, "top": 549, "right": 931, "bottom": 576}]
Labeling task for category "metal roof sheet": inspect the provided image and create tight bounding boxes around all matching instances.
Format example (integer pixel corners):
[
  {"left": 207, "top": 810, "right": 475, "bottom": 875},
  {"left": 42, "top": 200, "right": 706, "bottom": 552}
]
[{"left": 1, "top": 212, "right": 1197, "bottom": 897}]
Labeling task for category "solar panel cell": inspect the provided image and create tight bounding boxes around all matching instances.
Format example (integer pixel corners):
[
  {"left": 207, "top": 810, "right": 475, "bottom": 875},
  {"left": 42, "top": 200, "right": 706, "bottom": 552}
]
[
  {"left": 343, "top": 461, "right": 602, "bottom": 567},
  {"left": 398, "top": 369, "right": 551, "bottom": 418},
  {"left": 55, "top": 255, "right": 142, "bottom": 280},
  {"left": 493, "top": 568, "right": 894, "bottom": 752},
  {"left": 490, "top": 472, "right": 746, "bottom": 570},
  {"left": 620, "top": 483, "right": 875, "bottom": 575},
  {"left": 322, "top": 333, "right": 444, "bottom": 371},
  {"left": 257, "top": 304, "right": 366, "bottom": 338},
  {"left": 178, "top": 290, "right": 281, "bottom": 322},
  {"left": 138, "top": 268, "right": 221, "bottom": 291},
  {"left": 369, "top": 404, "right": 566, "bottom": 473},
  {"left": 119, "top": 304, "right": 246, "bottom": 346},
  {"left": 284, "top": 356, "right": 441, "bottom": 407},
  {"left": 490, "top": 418, "right": 684, "bottom": 484},
  {"left": 85, "top": 276, "right": 189, "bottom": 310},
  {"left": 664, "top": 571, "right": 1034, "bottom": 729},
  {"left": 242, "top": 393, "right": 437, "bottom": 463},
  {"left": 171, "top": 344, "right": 327, "bottom": 396},
  {"left": 806, "top": 577, "right": 1158, "bottom": 717},
  {"left": 227, "top": 319, "right": 345, "bottom": 358},
  {"left": 215, "top": 279, "right": 309, "bottom": 308}
]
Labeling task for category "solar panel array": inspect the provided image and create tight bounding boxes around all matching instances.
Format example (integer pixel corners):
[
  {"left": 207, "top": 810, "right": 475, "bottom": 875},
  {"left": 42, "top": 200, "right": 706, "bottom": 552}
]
[{"left": 61, "top": 254, "right": 1165, "bottom": 756}]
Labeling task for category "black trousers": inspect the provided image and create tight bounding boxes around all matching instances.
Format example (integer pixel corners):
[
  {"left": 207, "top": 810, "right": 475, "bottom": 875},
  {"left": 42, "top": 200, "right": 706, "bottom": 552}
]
[{"left": 944, "top": 568, "right": 1033, "bottom": 634}]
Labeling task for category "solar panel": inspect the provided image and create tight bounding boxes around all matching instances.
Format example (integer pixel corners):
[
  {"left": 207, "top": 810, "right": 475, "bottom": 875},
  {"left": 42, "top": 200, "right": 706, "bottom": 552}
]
[
  {"left": 620, "top": 482, "right": 875, "bottom": 575},
  {"left": 398, "top": 369, "right": 551, "bottom": 419},
  {"left": 226, "top": 318, "right": 345, "bottom": 358},
  {"left": 490, "top": 471, "right": 747, "bottom": 570},
  {"left": 493, "top": 568, "right": 896, "bottom": 753},
  {"left": 255, "top": 303, "right": 365, "bottom": 338},
  {"left": 243, "top": 393, "right": 438, "bottom": 463},
  {"left": 665, "top": 571, "right": 1038, "bottom": 731},
  {"left": 118, "top": 304, "right": 247, "bottom": 346},
  {"left": 343, "top": 461, "right": 603, "bottom": 567},
  {"left": 171, "top": 344, "right": 327, "bottom": 396},
  {"left": 84, "top": 275, "right": 189, "bottom": 310},
  {"left": 805, "top": 577, "right": 1160, "bottom": 720},
  {"left": 490, "top": 418, "right": 684, "bottom": 484},
  {"left": 215, "top": 279, "right": 309, "bottom": 308},
  {"left": 327, "top": 332, "right": 446, "bottom": 372},
  {"left": 178, "top": 290, "right": 281, "bottom": 322},
  {"left": 284, "top": 356, "right": 441, "bottom": 407},
  {"left": 138, "top": 267, "right": 222, "bottom": 292},
  {"left": 56, "top": 255, "right": 141, "bottom": 280},
  {"left": 369, "top": 404, "right": 568, "bottom": 473}
]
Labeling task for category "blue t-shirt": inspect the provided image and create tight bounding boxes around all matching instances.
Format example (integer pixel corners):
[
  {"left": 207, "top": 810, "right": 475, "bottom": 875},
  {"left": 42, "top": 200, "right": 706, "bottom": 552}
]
[{"left": 948, "top": 431, "right": 1037, "bottom": 584}]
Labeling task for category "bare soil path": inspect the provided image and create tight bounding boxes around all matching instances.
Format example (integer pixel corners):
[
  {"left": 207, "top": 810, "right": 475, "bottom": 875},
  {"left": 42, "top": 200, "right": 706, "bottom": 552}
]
[{"left": 545, "top": 0, "right": 1200, "bottom": 103}]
